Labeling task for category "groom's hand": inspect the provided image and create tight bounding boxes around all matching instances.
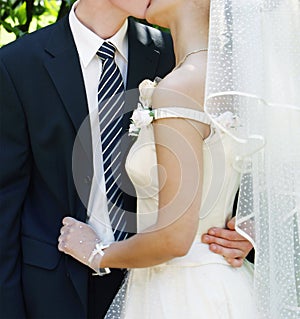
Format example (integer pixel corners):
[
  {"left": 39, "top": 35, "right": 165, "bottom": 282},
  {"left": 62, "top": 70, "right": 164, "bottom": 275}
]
[{"left": 201, "top": 217, "right": 253, "bottom": 267}]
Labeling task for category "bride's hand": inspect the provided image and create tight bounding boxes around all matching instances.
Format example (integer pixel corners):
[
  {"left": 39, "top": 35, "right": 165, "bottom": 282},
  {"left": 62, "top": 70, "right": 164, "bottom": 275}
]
[{"left": 58, "top": 217, "right": 100, "bottom": 268}]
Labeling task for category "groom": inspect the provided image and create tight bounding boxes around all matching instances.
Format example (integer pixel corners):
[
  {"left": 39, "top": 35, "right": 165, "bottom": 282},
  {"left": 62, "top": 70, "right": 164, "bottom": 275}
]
[
  {"left": 0, "top": 0, "right": 252, "bottom": 318},
  {"left": 0, "top": 1, "right": 174, "bottom": 318}
]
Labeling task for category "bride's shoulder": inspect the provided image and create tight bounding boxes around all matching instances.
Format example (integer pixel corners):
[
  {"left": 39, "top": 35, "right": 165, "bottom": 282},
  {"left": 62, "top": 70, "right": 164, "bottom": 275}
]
[{"left": 152, "top": 66, "right": 204, "bottom": 109}]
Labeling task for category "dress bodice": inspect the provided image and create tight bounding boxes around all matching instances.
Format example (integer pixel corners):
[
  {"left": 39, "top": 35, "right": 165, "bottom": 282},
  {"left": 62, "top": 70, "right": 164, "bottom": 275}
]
[{"left": 125, "top": 107, "right": 241, "bottom": 266}]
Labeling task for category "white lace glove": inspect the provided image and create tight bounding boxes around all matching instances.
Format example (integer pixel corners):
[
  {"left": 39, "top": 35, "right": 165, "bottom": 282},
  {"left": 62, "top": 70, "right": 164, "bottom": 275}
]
[{"left": 58, "top": 217, "right": 110, "bottom": 275}]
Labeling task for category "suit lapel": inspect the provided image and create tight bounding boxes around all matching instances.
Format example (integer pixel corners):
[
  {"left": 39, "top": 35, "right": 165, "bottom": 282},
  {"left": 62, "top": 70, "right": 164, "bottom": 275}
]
[
  {"left": 43, "top": 17, "right": 92, "bottom": 223},
  {"left": 126, "top": 18, "right": 161, "bottom": 91},
  {"left": 123, "top": 18, "right": 162, "bottom": 135},
  {"left": 44, "top": 16, "right": 89, "bottom": 133}
]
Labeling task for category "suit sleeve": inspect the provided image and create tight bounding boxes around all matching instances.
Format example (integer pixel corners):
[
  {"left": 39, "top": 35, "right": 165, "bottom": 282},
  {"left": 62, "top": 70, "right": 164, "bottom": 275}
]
[{"left": 0, "top": 57, "right": 30, "bottom": 318}]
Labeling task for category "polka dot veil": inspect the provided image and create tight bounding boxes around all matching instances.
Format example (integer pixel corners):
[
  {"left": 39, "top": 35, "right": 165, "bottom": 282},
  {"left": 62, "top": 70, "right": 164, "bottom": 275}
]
[{"left": 205, "top": 1, "right": 300, "bottom": 318}]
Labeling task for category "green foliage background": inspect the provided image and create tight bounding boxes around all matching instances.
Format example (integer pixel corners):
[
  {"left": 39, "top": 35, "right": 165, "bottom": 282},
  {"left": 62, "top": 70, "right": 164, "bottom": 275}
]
[
  {"left": 0, "top": 0, "right": 167, "bottom": 47},
  {"left": 0, "top": 0, "right": 75, "bottom": 46}
]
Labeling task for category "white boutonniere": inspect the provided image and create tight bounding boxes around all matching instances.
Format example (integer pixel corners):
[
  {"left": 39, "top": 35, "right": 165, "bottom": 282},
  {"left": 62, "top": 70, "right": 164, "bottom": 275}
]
[
  {"left": 214, "top": 111, "right": 241, "bottom": 129},
  {"left": 128, "top": 79, "right": 158, "bottom": 137}
]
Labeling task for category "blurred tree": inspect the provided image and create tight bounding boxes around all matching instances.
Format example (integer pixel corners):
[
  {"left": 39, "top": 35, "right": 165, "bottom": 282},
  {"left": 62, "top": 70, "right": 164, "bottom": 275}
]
[{"left": 0, "top": 0, "right": 75, "bottom": 46}]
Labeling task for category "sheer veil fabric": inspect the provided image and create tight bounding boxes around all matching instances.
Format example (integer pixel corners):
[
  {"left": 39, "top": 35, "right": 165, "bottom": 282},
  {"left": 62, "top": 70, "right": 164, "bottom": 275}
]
[{"left": 205, "top": 0, "right": 300, "bottom": 318}]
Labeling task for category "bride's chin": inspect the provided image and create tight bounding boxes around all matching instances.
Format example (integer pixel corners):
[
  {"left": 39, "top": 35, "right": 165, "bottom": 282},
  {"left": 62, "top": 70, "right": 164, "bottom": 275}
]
[
  {"left": 145, "top": 10, "right": 152, "bottom": 23},
  {"left": 145, "top": 13, "right": 159, "bottom": 27},
  {"left": 145, "top": 9, "right": 169, "bottom": 29}
]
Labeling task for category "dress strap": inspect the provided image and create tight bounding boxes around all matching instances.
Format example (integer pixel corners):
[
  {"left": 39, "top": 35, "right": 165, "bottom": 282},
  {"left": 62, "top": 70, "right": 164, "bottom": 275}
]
[{"left": 153, "top": 107, "right": 211, "bottom": 125}]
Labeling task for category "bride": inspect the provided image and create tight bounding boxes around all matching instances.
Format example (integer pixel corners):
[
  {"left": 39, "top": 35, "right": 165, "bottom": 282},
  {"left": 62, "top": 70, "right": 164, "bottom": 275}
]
[{"left": 58, "top": 0, "right": 259, "bottom": 318}]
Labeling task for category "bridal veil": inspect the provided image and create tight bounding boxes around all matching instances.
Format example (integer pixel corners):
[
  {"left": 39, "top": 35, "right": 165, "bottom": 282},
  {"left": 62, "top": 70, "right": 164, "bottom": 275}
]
[{"left": 205, "top": 0, "right": 300, "bottom": 318}]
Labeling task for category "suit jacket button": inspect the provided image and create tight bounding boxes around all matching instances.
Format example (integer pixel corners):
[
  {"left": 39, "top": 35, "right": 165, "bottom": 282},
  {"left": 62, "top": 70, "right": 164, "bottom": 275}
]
[{"left": 84, "top": 176, "right": 92, "bottom": 184}]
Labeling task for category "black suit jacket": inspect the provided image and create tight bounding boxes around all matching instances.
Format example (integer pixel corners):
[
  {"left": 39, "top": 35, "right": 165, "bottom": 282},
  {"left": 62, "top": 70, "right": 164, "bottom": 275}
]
[{"left": 0, "top": 15, "right": 174, "bottom": 319}]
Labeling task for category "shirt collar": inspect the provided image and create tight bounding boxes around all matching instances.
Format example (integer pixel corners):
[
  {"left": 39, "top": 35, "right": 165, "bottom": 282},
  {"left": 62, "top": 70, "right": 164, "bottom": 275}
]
[{"left": 69, "top": 0, "right": 128, "bottom": 68}]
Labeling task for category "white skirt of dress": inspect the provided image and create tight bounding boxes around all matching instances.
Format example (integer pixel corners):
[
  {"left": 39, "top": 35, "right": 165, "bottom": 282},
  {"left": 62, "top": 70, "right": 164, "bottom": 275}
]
[{"left": 105, "top": 256, "right": 259, "bottom": 319}]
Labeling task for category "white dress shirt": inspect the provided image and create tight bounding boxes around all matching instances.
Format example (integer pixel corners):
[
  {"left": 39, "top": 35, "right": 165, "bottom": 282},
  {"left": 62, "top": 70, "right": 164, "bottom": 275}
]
[{"left": 69, "top": 1, "right": 129, "bottom": 243}]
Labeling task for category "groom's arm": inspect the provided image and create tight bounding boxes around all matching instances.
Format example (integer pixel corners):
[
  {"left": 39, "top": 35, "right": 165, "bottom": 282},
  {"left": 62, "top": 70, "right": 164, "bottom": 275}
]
[{"left": 201, "top": 217, "right": 254, "bottom": 267}]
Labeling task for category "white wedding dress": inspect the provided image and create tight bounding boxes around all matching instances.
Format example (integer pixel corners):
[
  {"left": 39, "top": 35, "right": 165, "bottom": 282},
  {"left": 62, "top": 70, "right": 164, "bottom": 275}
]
[{"left": 105, "top": 107, "right": 259, "bottom": 319}]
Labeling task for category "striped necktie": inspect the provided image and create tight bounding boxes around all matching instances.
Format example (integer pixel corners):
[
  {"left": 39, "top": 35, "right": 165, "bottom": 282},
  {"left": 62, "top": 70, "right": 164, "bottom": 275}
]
[{"left": 97, "top": 41, "right": 128, "bottom": 241}]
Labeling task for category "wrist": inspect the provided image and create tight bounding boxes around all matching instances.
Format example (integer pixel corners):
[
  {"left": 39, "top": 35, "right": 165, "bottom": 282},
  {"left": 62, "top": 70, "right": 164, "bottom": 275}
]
[
  {"left": 89, "top": 251, "right": 102, "bottom": 270},
  {"left": 88, "top": 242, "right": 111, "bottom": 276}
]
